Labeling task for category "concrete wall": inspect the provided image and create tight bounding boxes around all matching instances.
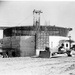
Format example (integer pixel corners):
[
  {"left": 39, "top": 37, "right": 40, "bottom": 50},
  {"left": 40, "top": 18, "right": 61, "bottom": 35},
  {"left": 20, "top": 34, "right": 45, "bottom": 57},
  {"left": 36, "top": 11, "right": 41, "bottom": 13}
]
[{"left": 20, "top": 36, "right": 35, "bottom": 57}]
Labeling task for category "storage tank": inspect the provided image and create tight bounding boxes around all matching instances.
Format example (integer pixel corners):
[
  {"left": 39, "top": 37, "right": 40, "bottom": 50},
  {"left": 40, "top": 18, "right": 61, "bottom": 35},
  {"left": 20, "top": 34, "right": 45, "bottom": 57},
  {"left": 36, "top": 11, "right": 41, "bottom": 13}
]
[{"left": 2, "top": 26, "right": 72, "bottom": 57}]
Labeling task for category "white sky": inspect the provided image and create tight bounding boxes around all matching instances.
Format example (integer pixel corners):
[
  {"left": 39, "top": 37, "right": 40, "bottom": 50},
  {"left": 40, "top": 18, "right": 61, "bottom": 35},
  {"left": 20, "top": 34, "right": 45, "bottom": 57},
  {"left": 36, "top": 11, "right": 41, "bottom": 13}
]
[{"left": 0, "top": 1, "right": 75, "bottom": 40}]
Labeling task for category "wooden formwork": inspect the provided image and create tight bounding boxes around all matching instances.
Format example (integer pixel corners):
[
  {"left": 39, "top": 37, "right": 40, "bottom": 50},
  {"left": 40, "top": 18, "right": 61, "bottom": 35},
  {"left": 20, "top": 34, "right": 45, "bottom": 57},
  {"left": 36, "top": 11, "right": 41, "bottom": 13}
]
[{"left": 2, "top": 36, "right": 36, "bottom": 57}]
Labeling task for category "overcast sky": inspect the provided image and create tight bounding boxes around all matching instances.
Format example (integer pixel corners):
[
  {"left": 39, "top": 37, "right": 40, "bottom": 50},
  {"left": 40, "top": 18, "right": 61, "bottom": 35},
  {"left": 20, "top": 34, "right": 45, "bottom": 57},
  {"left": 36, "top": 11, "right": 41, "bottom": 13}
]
[{"left": 0, "top": 1, "right": 75, "bottom": 40}]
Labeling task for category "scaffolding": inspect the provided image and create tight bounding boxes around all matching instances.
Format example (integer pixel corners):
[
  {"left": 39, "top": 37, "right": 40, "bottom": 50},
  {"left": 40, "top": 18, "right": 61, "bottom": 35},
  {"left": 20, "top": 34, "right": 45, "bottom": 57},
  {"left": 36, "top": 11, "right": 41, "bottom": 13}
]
[{"left": 33, "top": 9, "right": 49, "bottom": 51}]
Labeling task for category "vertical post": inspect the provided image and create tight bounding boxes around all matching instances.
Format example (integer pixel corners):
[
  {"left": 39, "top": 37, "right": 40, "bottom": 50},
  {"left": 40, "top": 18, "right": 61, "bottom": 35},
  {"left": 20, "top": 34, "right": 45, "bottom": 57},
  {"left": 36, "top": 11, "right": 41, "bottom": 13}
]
[{"left": 68, "top": 36, "right": 71, "bottom": 49}]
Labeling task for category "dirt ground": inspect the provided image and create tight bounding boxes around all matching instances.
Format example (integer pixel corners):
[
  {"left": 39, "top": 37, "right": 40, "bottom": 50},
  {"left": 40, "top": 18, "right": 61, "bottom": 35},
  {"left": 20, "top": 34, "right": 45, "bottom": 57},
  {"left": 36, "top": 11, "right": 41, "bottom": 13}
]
[{"left": 0, "top": 55, "right": 75, "bottom": 75}]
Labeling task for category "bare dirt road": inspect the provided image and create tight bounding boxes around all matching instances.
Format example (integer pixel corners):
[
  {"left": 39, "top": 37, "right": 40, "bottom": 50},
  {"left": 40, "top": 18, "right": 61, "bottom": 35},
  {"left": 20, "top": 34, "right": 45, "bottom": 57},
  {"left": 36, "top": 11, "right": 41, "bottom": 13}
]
[{"left": 0, "top": 56, "right": 75, "bottom": 75}]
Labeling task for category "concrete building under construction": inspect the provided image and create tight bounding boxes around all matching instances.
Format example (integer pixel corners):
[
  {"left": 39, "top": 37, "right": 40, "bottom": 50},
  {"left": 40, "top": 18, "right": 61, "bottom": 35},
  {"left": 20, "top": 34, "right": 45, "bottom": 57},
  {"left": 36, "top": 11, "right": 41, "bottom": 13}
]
[{"left": 0, "top": 10, "right": 72, "bottom": 57}]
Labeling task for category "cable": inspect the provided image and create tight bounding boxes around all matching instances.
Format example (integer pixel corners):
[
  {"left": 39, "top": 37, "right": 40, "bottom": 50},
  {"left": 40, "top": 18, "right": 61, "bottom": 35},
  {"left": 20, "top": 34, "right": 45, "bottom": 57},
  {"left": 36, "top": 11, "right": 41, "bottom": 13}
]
[
  {"left": 17, "top": 13, "right": 33, "bottom": 26},
  {"left": 41, "top": 12, "right": 50, "bottom": 25},
  {"left": 42, "top": 14, "right": 46, "bottom": 23},
  {"left": 0, "top": 13, "right": 33, "bottom": 26}
]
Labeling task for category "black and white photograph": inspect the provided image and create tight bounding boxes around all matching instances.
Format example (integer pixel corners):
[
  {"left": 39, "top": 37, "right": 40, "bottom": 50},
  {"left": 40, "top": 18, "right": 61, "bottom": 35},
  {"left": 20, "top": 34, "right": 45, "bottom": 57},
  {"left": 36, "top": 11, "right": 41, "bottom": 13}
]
[{"left": 0, "top": 0, "right": 75, "bottom": 75}]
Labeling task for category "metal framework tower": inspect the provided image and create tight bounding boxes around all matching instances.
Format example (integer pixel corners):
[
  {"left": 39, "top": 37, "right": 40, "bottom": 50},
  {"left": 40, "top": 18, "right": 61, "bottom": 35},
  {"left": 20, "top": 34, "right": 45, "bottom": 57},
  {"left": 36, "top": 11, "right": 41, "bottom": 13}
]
[
  {"left": 33, "top": 9, "right": 42, "bottom": 50},
  {"left": 33, "top": 9, "right": 49, "bottom": 51},
  {"left": 33, "top": 9, "right": 42, "bottom": 27}
]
